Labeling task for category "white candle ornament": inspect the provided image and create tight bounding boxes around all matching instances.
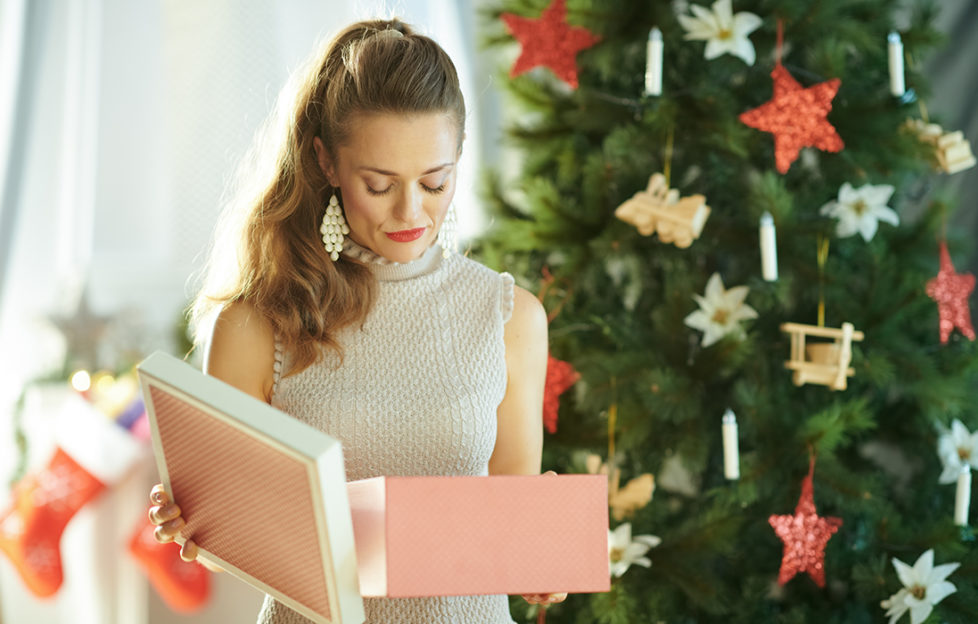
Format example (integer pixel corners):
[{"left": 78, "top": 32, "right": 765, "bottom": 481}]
[
  {"left": 721, "top": 409, "right": 740, "bottom": 480},
  {"left": 887, "top": 31, "right": 905, "bottom": 97},
  {"left": 759, "top": 211, "right": 778, "bottom": 282},
  {"left": 644, "top": 27, "right": 663, "bottom": 96},
  {"left": 955, "top": 464, "right": 971, "bottom": 526}
]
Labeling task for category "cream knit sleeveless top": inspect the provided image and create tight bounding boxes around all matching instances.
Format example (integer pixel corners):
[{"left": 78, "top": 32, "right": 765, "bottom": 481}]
[{"left": 256, "top": 238, "right": 517, "bottom": 624}]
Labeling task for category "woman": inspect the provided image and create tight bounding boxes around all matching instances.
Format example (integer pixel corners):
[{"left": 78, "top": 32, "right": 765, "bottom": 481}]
[{"left": 148, "top": 17, "right": 560, "bottom": 624}]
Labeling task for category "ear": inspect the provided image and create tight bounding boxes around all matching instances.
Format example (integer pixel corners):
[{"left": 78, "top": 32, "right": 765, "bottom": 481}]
[{"left": 312, "top": 137, "right": 337, "bottom": 186}]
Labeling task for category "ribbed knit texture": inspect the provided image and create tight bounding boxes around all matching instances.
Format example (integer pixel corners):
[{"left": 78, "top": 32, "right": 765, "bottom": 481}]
[{"left": 257, "top": 238, "right": 517, "bottom": 624}]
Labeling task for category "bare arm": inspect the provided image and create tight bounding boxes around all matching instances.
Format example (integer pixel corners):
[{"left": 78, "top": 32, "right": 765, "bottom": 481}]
[
  {"left": 203, "top": 302, "right": 277, "bottom": 403},
  {"left": 489, "top": 285, "right": 548, "bottom": 476}
]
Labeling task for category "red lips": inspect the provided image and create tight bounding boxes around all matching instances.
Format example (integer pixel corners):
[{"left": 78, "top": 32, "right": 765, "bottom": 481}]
[{"left": 385, "top": 227, "right": 426, "bottom": 242}]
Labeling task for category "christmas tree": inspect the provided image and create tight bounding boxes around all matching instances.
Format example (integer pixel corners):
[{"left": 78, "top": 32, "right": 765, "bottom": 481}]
[{"left": 477, "top": 0, "right": 978, "bottom": 622}]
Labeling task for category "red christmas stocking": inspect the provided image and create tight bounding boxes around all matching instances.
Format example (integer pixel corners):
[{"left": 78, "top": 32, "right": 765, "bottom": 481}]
[
  {"left": 0, "top": 447, "right": 106, "bottom": 597},
  {"left": 128, "top": 520, "right": 211, "bottom": 613}
]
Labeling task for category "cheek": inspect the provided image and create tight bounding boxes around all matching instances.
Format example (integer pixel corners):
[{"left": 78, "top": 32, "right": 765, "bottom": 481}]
[
  {"left": 342, "top": 191, "right": 388, "bottom": 226},
  {"left": 429, "top": 195, "right": 454, "bottom": 224}
]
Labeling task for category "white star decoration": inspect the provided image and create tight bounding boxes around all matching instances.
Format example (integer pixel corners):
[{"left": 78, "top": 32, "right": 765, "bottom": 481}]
[
  {"left": 684, "top": 272, "right": 758, "bottom": 347},
  {"left": 677, "top": 0, "right": 762, "bottom": 65},
  {"left": 820, "top": 182, "right": 899, "bottom": 242},
  {"left": 881, "top": 549, "right": 959, "bottom": 624}
]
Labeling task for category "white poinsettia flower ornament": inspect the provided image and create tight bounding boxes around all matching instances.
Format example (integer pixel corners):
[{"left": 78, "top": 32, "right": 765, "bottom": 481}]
[
  {"left": 937, "top": 419, "right": 978, "bottom": 484},
  {"left": 608, "top": 522, "right": 661, "bottom": 578},
  {"left": 684, "top": 272, "right": 758, "bottom": 347},
  {"left": 820, "top": 182, "right": 899, "bottom": 242},
  {"left": 677, "top": 0, "right": 762, "bottom": 66},
  {"left": 881, "top": 549, "right": 959, "bottom": 624}
]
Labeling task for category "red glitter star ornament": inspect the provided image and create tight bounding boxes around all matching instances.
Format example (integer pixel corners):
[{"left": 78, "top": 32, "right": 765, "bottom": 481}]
[
  {"left": 926, "top": 240, "right": 976, "bottom": 344},
  {"left": 543, "top": 354, "right": 579, "bottom": 433},
  {"left": 501, "top": 0, "right": 601, "bottom": 89},
  {"left": 768, "top": 456, "right": 842, "bottom": 587},
  {"left": 739, "top": 63, "right": 844, "bottom": 174}
]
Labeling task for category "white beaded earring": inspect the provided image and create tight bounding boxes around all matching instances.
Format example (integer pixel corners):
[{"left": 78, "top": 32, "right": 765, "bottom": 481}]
[
  {"left": 438, "top": 203, "right": 458, "bottom": 258},
  {"left": 321, "top": 192, "right": 350, "bottom": 261}
]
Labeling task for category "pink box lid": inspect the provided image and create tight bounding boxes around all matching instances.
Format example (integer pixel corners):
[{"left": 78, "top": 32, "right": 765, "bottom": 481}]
[{"left": 138, "top": 352, "right": 364, "bottom": 624}]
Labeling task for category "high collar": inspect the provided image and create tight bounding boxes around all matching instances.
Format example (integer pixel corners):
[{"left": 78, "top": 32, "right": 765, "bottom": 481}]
[{"left": 340, "top": 237, "right": 445, "bottom": 281}]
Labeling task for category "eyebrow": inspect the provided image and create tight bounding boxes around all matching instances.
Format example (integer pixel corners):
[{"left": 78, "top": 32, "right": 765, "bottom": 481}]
[{"left": 357, "top": 163, "right": 455, "bottom": 176}]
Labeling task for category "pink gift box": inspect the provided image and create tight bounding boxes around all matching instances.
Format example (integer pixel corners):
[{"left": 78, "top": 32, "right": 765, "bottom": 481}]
[{"left": 348, "top": 474, "right": 610, "bottom": 597}]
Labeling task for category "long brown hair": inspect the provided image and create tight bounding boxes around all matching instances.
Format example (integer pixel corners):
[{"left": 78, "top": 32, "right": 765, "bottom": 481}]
[{"left": 190, "top": 19, "right": 466, "bottom": 376}]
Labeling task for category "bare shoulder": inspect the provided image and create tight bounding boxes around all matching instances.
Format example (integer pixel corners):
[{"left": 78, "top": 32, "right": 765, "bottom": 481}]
[
  {"left": 204, "top": 302, "right": 277, "bottom": 403},
  {"left": 505, "top": 285, "right": 548, "bottom": 342}
]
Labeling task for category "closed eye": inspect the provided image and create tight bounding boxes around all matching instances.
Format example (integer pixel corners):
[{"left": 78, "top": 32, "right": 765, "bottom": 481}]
[
  {"left": 366, "top": 185, "right": 393, "bottom": 196},
  {"left": 368, "top": 183, "right": 446, "bottom": 195}
]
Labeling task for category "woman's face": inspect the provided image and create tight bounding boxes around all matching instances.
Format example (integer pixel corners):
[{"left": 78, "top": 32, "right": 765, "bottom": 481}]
[{"left": 316, "top": 112, "right": 461, "bottom": 264}]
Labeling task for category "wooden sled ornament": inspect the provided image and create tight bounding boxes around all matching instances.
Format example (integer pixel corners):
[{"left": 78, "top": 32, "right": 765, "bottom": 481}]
[
  {"left": 780, "top": 322, "right": 864, "bottom": 391},
  {"left": 615, "top": 173, "right": 711, "bottom": 248}
]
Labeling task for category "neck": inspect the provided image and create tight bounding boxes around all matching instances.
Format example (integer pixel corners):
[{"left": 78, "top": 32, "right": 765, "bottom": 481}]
[{"left": 341, "top": 238, "right": 445, "bottom": 281}]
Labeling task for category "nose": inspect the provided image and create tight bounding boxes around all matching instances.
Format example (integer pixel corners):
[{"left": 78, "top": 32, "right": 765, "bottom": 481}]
[{"left": 393, "top": 185, "right": 424, "bottom": 225}]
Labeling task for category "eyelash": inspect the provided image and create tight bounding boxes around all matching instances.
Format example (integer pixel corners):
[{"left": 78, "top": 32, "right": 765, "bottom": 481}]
[{"left": 366, "top": 183, "right": 446, "bottom": 196}]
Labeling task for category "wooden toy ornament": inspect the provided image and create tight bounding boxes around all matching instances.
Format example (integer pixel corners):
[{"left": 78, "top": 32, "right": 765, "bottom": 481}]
[
  {"left": 905, "top": 119, "right": 977, "bottom": 174},
  {"left": 780, "top": 322, "right": 864, "bottom": 391},
  {"left": 614, "top": 173, "right": 711, "bottom": 248}
]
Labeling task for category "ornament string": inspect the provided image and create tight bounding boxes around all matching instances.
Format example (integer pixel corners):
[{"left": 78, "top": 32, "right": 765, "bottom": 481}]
[
  {"left": 905, "top": 49, "right": 929, "bottom": 122},
  {"left": 539, "top": 266, "right": 574, "bottom": 323},
  {"left": 816, "top": 235, "right": 830, "bottom": 327},
  {"left": 607, "top": 400, "right": 621, "bottom": 501},
  {"left": 608, "top": 401, "right": 618, "bottom": 464},
  {"left": 775, "top": 19, "right": 784, "bottom": 66},
  {"left": 607, "top": 375, "right": 621, "bottom": 502},
  {"left": 941, "top": 202, "right": 947, "bottom": 241},
  {"left": 663, "top": 125, "right": 675, "bottom": 187}
]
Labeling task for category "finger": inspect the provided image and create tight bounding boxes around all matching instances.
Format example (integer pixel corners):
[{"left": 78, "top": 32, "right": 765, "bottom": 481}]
[
  {"left": 543, "top": 470, "right": 557, "bottom": 476},
  {"left": 149, "top": 503, "right": 181, "bottom": 525},
  {"left": 153, "top": 525, "right": 174, "bottom": 543},
  {"left": 160, "top": 515, "right": 186, "bottom": 536},
  {"left": 179, "top": 539, "right": 198, "bottom": 562},
  {"left": 522, "top": 592, "right": 566, "bottom": 605},
  {"left": 151, "top": 520, "right": 185, "bottom": 545},
  {"left": 150, "top": 484, "right": 168, "bottom": 506}
]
